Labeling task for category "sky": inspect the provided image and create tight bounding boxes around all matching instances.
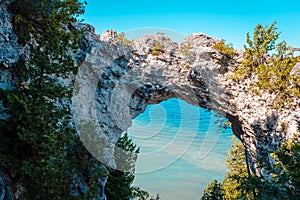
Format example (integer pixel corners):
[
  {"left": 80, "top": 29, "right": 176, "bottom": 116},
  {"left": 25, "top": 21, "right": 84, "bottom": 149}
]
[{"left": 82, "top": 0, "right": 300, "bottom": 49}]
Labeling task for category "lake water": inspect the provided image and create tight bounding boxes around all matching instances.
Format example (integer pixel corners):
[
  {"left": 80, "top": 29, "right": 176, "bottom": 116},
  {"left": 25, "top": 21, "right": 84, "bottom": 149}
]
[{"left": 127, "top": 98, "right": 233, "bottom": 200}]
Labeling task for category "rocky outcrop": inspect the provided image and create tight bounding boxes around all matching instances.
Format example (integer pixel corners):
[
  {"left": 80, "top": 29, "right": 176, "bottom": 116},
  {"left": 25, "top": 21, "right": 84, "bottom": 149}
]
[
  {"left": 73, "top": 29, "right": 300, "bottom": 179},
  {"left": 1, "top": 0, "right": 299, "bottom": 198},
  {"left": 0, "top": 0, "right": 18, "bottom": 124},
  {"left": 0, "top": 0, "right": 18, "bottom": 69}
]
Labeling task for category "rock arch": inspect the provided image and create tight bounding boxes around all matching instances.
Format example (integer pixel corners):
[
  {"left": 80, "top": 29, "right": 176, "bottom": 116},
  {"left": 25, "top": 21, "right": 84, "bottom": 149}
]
[
  {"left": 72, "top": 30, "right": 300, "bottom": 180},
  {"left": 1, "top": 0, "right": 298, "bottom": 197}
]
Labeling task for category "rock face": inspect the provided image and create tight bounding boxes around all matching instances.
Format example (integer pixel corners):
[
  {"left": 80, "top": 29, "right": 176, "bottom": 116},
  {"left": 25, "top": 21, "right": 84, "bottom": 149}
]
[
  {"left": 1, "top": 0, "right": 300, "bottom": 198},
  {"left": 73, "top": 29, "right": 300, "bottom": 179},
  {"left": 0, "top": 169, "right": 12, "bottom": 200},
  {"left": 0, "top": 0, "right": 18, "bottom": 124}
]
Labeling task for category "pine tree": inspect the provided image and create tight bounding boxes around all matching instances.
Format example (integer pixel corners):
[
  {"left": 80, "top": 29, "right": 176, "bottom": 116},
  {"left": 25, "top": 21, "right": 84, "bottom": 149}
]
[
  {"left": 201, "top": 179, "right": 224, "bottom": 200},
  {"left": 105, "top": 133, "right": 150, "bottom": 200},
  {"left": 269, "top": 136, "right": 300, "bottom": 198},
  {"left": 221, "top": 136, "right": 253, "bottom": 200},
  {"left": 0, "top": 0, "right": 93, "bottom": 199},
  {"left": 231, "top": 22, "right": 299, "bottom": 108}
]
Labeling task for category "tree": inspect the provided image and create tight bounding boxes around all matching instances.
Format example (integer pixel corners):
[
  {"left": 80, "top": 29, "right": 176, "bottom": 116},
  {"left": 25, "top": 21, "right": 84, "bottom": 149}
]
[
  {"left": 231, "top": 22, "right": 299, "bottom": 108},
  {"left": 0, "top": 0, "right": 95, "bottom": 199},
  {"left": 202, "top": 135, "right": 300, "bottom": 200},
  {"left": 221, "top": 136, "right": 254, "bottom": 200},
  {"left": 150, "top": 40, "right": 164, "bottom": 56},
  {"left": 105, "top": 133, "right": 150, "bottom": 200},
  {"left": 269, "top": 136, "right": 300, "bottom": 198},
  {"left": 201, "top": 179, "right": 224, "bottom": 200},
  {"left": 232, "top": 22, "right": 280, "bottom": 80}
]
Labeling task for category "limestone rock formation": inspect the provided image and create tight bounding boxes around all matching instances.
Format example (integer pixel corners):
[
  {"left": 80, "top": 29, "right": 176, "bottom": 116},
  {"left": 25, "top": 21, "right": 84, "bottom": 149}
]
[
  {"left": 0, "top": 0, "right": 299, "bottom": 198},
  {"left": 73, "top": 29, "right": 300, "bottom": 180}
]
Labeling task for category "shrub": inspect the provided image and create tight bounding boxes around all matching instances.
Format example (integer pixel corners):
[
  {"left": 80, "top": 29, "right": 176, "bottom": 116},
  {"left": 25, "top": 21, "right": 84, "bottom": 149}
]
[
  {"left": 150, "top": 40, "right": 164, "bottom": 56},
  {"left": 212, "top": 40, "right": 237, "bottom": 69},
  {"left": 213, "top": 40, "right": 237, "bottom": 59},
  {"left": 231, "top": 22, "right": 300, "bottom": 108},
  {"left": 180, "top": 42, "right": 193, "bottom": 57},
  {"left": 117, "top": 32, "right": 133, "bottom": 45}
]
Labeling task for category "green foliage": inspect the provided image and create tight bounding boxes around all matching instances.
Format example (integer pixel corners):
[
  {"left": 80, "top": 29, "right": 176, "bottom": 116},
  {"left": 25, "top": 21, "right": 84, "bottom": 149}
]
[
  {"left": 201, "top": 179, "right": 224, "bottom": 200},
  {"left": 0, "top": 0, "right": 111, "bottom": 199},
  {"left": 221, "top": 136, "right": 253, "bottom": 200},
  {"left": 117, "top": 32, "right": 133, "bottom": 45},
  {"left": 213, "top": 40, "right": 237, "bottom": 69},
  {"left": 11, "top": 0, "right": 86, "bottom": 47},
  {"left": 105, "top": 133, "right": 150, "bottom": 200},
  {"left": 179, "top": 63, "right": 192, "bottom": 71},
  {"left": 231, "top": 22, "right": 300, "bottom": 108},
  {"left": 180, "top": 42, "right": 193, "bottom": 56},
  {"left": 232, "top": 22, "right": 280, "bottom": 80},
  {"left": 150, "top": 40, "right": 164, "bottom": 56},
  {"left": 213, "top": 40, "right": 237, "bottom": 59},
  {"left": 269, "top": 136, "right": 300, "bottom": 197},
  {"left": 202, "top": 136, "right": 300, "bottom": 200}
]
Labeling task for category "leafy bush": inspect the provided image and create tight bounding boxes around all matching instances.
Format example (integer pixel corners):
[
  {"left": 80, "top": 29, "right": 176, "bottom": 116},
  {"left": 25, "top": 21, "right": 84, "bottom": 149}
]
[
  {"left": 221, "top": 136, "right": 253, "bottom": 200},
  {"left": 180, "top": 42, "right": 193, "bottom": 57},
  {"left": 150, "top": 40, "right": 164, "bottom": 56},
  {"left": 213, "top": 40, "right": 237, "bottom": 59},
  {"left": 269, "top": 136, "right": 300, "bottom": 197},
  {"left": 212, "top": 40, "right": 237, "bottom": 69}
]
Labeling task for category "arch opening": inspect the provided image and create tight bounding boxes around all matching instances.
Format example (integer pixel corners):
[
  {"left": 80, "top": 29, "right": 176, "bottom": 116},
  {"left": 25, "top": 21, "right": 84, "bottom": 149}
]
[{"left": 127, "top": 98, "right": 233, "bottom": 199}]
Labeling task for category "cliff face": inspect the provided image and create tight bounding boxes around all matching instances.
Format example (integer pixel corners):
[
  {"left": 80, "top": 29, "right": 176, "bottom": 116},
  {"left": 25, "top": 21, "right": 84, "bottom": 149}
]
[
  {"left": 1, "top": 0, "right": 300, "bottom": 199},
  {"left": 0, "top": 0, "right": 18, "bottom": 124}
]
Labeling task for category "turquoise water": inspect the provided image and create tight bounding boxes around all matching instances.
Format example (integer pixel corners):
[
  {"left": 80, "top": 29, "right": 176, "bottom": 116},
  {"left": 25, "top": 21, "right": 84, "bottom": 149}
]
[{"left": 127, "top": 98, "right": 233, "bottom": 200}]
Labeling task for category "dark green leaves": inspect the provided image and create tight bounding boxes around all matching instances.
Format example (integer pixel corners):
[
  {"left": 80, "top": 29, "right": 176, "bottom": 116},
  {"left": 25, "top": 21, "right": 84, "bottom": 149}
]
[{"left": 1, "top": 0, "right": 91, "bottom": 199}]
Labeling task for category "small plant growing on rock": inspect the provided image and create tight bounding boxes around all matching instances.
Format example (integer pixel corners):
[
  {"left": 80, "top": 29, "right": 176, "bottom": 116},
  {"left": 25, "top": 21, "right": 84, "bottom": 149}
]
[
  {"left": 156, "top": 32, "right": 165, "bottom": 35},
  {"left": 213, "top": 40, "right": 237, "bottom": 58},
  {"left": 150, "top": 40, "right": 164, "bottom": 56},
  {"left": 179, "top": 63, "right": 191, "bottom": 71},
  {"left": 180, "top": 42, "right": 193, "bottom": 57},
  {"left": 280, "top": 121, "right": 288, "bottom": 131},
  {"left": 117, "top": 32, "right": 133, "bottom": 45},
  {"left": 212, "top": 40, "right": 237, "bottom": 67}
]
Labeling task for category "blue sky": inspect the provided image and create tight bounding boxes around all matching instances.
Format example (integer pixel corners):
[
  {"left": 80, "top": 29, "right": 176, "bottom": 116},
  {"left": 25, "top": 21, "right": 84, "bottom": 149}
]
[{"left": 82, "top": 0, "right": 300, "bottom": 49}]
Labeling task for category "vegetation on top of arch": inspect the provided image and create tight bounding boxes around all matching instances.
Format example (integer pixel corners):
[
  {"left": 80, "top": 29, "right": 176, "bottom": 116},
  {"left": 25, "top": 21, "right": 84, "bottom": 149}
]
[{"left": 213, "top": 22, "right": 300, "bottom": 109}]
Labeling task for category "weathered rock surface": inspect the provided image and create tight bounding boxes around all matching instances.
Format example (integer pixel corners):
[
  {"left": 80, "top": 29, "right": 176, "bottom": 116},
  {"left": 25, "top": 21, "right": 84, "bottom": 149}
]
[
  {"left": 0, "top": 169, "right": 12, "bottom": 200},
  {"left": 0, "top": 0, "right": 18, "bottom": 125},
  {"left": 73, "top": 29, "right": 300, "bottom": 180},
  {"left": 1, "top": 0, "right": 300, "bottom": 198},
  {"left": 0, "top": 0, "right": 18, "bottom": 68}
]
